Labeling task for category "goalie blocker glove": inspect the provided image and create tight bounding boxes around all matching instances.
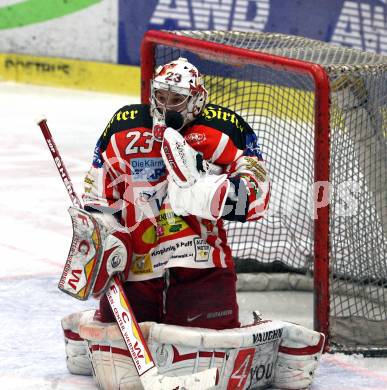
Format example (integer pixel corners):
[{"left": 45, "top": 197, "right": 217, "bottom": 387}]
[
  {"left": 89, "top": 210, "right": 132, "bottom": 297},
  {"left": 58, "top": 207, "right": 132, "bottom": 300}
]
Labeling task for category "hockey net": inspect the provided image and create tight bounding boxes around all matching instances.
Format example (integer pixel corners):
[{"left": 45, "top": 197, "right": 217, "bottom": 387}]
[{"left": 141, "top": 30, "right": 387, "bottom": 354}]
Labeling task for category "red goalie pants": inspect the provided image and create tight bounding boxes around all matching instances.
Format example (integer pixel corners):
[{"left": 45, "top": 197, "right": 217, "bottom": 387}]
[{"left": 98, "top": 267, "right": 240, "bottom": 330}]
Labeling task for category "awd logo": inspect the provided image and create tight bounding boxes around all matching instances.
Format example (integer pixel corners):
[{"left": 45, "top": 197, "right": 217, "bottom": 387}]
[
  {"left": 150, "top": 0, "right": 270, "bottom": 31},
  {"left": 331, "top": 1, "right": 387, "bottom": 53},
  {"left": 0, "top": 0, "right": 101, "bottom": 30}
]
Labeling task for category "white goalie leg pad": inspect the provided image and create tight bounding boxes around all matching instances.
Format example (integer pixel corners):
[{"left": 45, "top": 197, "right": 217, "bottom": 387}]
[
  {"left": 61, "top": 310, "right": 94, "bottom": 376},
  {"left": 79, "top": 315, "right": 154, "bottom": 390},
  {"left": 273, "top": 322, "right": 325, "bottom": 389},
  {"left": 148, "top": 320, "right": 285, "bottom": 390}
]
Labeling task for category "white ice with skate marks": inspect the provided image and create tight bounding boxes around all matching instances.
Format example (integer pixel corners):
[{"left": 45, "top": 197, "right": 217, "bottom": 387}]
[{"left": 0, "top": 82, "right": 386, "bottom": 389}]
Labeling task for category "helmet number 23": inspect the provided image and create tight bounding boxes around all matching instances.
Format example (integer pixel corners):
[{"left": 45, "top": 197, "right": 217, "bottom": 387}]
[
  {"left": 125, "top": 131, "right": 154, "bottom": 155},
  {"left": 165, "top": 72, "right": 182, "bottom": 83}
]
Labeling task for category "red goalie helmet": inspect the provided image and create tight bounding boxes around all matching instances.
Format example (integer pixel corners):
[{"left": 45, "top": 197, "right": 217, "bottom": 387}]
[{"left": 150, "top": 57, "right": 208, "bottom": 139}]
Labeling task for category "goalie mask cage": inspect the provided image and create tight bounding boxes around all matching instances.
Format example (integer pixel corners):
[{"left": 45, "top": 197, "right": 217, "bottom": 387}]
[{"left": 141, "top": 30, "right": 387, "bottom": 355}]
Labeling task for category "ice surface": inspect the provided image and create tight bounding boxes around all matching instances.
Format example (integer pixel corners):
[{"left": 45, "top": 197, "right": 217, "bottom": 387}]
[{"left": 0, "top": 82, "right": 386, "bottom": 389}]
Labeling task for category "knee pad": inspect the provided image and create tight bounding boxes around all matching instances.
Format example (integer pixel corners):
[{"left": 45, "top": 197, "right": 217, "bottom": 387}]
[
  {"left": 61, "top": 310, "right": 94, "bottom": 376},
  {"left": 79, "top": 314, "right": 154, "bottom": 390},
  {"left": 148, "top": 320, "right": 284, "bottom": 389},
  {"left": 273, "top": 322, "right": 325, "bottom": 389}
]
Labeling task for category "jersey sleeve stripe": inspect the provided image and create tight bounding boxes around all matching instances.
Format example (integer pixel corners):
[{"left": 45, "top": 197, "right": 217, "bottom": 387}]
[
  {"left": 211, "top": 132, "right": 229, "bottom": 163},
  {"left": 111, "top": 133, "right": 127, "bottom": 172},
  {"left": 234, "top": 149, "right": 244, "bottom": 161}
]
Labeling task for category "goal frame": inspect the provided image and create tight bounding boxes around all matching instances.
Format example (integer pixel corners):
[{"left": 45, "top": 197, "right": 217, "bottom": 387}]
[{"left": 140, "top": 29, "right": 331, "bottom": 348}]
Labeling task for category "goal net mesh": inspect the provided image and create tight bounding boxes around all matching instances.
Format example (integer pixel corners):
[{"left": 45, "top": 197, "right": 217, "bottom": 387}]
[{"left": 148, "top": 31, "right": 387, "bottom": 353}]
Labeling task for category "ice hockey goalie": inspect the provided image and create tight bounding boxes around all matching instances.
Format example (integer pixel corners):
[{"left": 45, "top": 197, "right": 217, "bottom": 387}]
[{"left": 60, "top": 57, "right": 324, "bottom": 389}]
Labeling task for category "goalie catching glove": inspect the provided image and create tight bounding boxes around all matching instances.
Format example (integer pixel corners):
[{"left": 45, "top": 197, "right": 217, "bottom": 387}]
[
  {"left": 58, "top": 207, "right": 132, "bottom": 300},
  {"left": 161, "top": 127, "right": 229, "bottom": 220}
]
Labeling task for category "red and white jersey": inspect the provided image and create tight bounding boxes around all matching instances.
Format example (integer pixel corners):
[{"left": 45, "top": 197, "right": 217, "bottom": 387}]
[{"left": 83, "top": 103, "right": 270, "bottom": 281}]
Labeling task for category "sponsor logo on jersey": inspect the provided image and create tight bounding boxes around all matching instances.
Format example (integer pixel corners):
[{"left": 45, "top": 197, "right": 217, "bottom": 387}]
[
  {"left": 141, "top": 210, "right": 188, "bottom": 244},
  {"left": 130, "top": 158, "right": 166, "bottom": 182},
  {"left": 155, "top": 209, "right": 189, "bottom": 236},
  {"left": 169, "top": 224, "right": 182, "bottom": 233},
  {"left": 187, "top": 313, "right": 203, "bottom": 322},
  {"left": 116, "top": 109, "right": 139, "bottom": 121},
  {"left": 206, "top": 309, "right": 233, "bottom": 319},
  {"left": 185, "top": 132, "right": 206, "bottom": 144},
  {"left": 103, "top": 109, "right": 140, "bottom": 137},
  {"left": 202, "top": 105, "right": 245, "bottom": 132},
  {"left": 131, "top": 254, "right": 153, "bottom": 275},
  {"left": 84, "top": 176, "right": 94, "bottom": 186},
  {"left": 153, "top": 124, "right": 166, "bottom": 141},
  {"left": 245, "top": 132, "right": 263, "bottom": 160},
  {"left": 244, "top": 157, "right": 267, "bottom": 182},
  {"left": 158, "top": 209, "right": 179, "bottom": 224},
  {"left": 194, "top": 237, "right": 210, "bottom": 262},
  {"left": 92, "top": 143, "right": 103, "bottom": 168},
  {"left": 151, "top": 244, "right": 177, "bottom": 258}
]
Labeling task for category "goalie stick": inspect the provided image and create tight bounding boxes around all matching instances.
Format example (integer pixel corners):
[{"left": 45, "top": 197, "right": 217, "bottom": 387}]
[{"left": 37, "top": 117, "right": 218, "bottom": 390}]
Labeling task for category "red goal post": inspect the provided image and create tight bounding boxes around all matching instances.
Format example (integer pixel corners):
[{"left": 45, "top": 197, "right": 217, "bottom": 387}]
[{"left": 140, "top": 30, "right": 387, "bottom": 355}]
